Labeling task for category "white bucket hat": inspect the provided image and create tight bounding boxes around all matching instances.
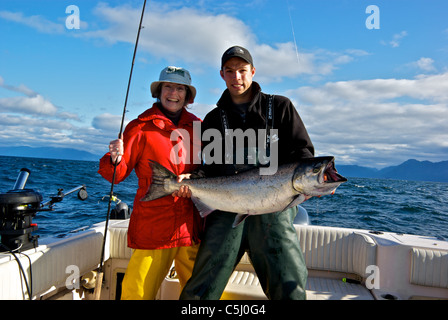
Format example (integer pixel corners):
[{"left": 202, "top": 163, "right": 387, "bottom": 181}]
[{"left": 150, "top": 66, "right": 197, "bottom": 103}]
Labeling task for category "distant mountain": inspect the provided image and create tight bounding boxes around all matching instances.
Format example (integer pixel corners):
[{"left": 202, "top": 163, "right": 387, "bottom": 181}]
[
  {"left": 377, "top": 159, "right": 448, "bottom": 182},
  {"left": 2, "top": 146, "right": 101, "bottom": 162},
  {"left": 335, "top": 165, "right": 379, "bottom": 179},
  {"left": 2, "top": 146, "right": 448, "bottom": 182},
  {"left": 338, "top": 159, "right": 448, "bottom": 182}
]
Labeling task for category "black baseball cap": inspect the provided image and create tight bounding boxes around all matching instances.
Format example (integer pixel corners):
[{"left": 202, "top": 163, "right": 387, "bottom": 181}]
[{"left": 221, "top": 46, "right": 254, "bottom": 69}]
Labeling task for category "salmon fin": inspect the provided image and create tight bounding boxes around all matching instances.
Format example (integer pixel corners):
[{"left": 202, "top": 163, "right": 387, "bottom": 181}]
[
  {"left": 232, "top": 214, "right": 249, "bottom": 228},
  {"left": 141, "top": 160, "right": 177, "bottom": 201},
  {"left": 191, "top": 196, "right": 216, "bottom": 218},
  {"left": 282, "top": 194, "right": 306, "bottom": 211}
]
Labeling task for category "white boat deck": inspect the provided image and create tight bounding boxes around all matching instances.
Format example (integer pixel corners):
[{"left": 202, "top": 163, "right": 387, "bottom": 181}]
[{"left": 1, "top": 219, "right": 447, "bottom": 300}]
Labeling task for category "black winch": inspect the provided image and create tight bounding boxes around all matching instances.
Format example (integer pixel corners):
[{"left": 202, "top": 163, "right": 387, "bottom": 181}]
[{"left": 0, "top": 168, "right": 88, "bottom": 252}]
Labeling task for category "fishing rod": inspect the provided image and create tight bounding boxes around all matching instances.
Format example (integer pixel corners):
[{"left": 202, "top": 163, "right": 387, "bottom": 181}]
[{"left": 94, "top": 0, "right": 147, "bottom": 300}]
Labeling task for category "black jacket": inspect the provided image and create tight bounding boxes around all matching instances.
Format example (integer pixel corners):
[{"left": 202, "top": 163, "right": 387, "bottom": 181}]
[{"left": 201, "top": 82, "right": 314, "bottom": 177}]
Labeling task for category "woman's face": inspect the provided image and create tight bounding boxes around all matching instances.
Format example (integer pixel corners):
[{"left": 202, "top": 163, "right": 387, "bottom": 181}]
[{"left": 160, "top": 82, "right": 188, "bottom": 113}]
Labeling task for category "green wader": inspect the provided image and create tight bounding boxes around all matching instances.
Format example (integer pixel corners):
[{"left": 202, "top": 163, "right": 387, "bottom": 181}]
[{"left": 179, "top": 206, "right": 308, "bottom": 300}]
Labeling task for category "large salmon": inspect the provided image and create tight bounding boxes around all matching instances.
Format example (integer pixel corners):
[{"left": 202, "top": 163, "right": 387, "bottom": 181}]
[{"left": 142, "top": 156, "right": 347, "bottom": 227}]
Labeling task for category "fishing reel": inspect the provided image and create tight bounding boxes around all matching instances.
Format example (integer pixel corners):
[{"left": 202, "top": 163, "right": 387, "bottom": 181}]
[{"left": 0, "top": 168, "right": 88, "bottom": 253}]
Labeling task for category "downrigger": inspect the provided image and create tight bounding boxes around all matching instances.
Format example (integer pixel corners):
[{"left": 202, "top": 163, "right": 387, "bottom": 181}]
[{"left": 0, "top": 168, "right": 88, "bottom": 253}]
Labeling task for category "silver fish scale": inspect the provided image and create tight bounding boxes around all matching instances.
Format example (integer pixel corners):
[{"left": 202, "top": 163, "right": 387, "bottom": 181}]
[
  {"left": 165, "top": 164, "right": 299, "bottom": 215},
  {"left": 143, "top": 157, "right": 346, "bottom": 226}
]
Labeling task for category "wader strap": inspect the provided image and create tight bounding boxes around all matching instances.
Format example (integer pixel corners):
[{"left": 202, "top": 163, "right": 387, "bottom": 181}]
[
  {"left": 265, "top": 95, "right": 274, "bottom": 158},
  {"left": 220, "top": 108, "right": 233, "bottom": 164}
]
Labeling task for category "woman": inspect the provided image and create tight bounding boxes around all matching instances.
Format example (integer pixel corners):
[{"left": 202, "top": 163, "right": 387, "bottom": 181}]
[{"left": 98, "top": 66, "right": 202, "bottom": 300}]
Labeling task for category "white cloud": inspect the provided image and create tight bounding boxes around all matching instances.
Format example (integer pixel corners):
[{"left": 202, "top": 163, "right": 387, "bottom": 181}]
[
  {"left": 296, "top": 72, "right": 448, "bottom": 104},
  {"left": 0, "top": 77, "right": 80, "bottom": 119},
  {"left": 188, "top": 103, "right": 215, "bottom": 120},
  {"left": 0, "top": 94, "right": 58, "bottom": 115},
  {"left": 1, "top": 4, "right": 366, "bottom": 84},
  {"left": 251, "top": 45, "right": 357, "bottom": 82},
  {"left": 92, "top": 113, "right": 129, "bottom": 133},
  {"left": 414, "top": 57, "right": 436, "bottom": 72},
  {"left": 0, "top": 76, "right": 91, "bottom": 152},
  {"left": 0, "top": 78, "right": 58, "bottom": 115},
  {"left": 391, "top": 30, "right": 408, "bottom": 47},
  {"left": 0, "top": 76, "right": 37, "bottom": 97},
  {"left": 0, "top": 10, "right": 65, "bottom": 34},
  {"left": 382, "top": 30, "right": 408, "bottom": 48},
  {"left": 0, "top": 113, "right": 80, "bottom": 150},
  {"left": 81, "top": 3, "right": 254, "bottom": 67},
  {"left": 79, "top": 3, "right": 363, "bottom": 83},
  {"left": 0, "top": 114, "right": 73, "bottom": 131},
  {"left": 0, "top": 112, "right": 107, "bottom": 155},
  {"left": 287, "top": 72, "right": 448, "bottom": 167}
]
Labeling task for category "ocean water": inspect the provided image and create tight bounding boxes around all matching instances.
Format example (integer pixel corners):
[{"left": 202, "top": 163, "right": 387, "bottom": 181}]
[
  {"left": 1, "top": 156, "right": 447, "bottom": 241},
  {"left": 0, "top": 156, "right": 137, "bottom": 240}
]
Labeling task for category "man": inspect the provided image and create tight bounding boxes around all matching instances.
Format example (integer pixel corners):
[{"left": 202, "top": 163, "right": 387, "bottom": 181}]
[{"left": 179, "top": 46, "right": 314, "bottom": 300}]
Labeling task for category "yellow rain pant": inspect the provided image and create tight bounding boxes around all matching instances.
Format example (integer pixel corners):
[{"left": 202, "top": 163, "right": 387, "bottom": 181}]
[{"left": 121, "top": 244, "right": 199, "bottom": 300}]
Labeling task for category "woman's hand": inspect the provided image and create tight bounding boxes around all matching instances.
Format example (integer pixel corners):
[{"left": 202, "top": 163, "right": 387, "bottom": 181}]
[
  {"left": 109, "top": 135, "right": 124, "bottom": 164},
  {"left": 172, "top": 174, "right": 192, "bottom": 198}
]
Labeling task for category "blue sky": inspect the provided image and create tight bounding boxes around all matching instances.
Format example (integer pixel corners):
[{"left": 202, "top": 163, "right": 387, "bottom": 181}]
[{"left": 0, "top": 0, "right": 447, "bottom": 168}]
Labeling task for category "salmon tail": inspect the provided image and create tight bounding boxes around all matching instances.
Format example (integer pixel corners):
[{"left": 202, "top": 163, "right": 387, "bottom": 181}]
[{"left": 141, "top": 160, "right": 177, "bottom": 201}]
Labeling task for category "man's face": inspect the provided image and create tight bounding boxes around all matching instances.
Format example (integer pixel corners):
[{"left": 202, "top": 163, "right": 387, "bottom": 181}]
[{"left": 220, "top": 57, "right": 256, "bottom": 103}]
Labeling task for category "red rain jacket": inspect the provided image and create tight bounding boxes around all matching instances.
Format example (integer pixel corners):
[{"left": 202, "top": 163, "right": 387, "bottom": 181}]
[{"left": 98, "top": 104, "right": 202, "bottom": 250}]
